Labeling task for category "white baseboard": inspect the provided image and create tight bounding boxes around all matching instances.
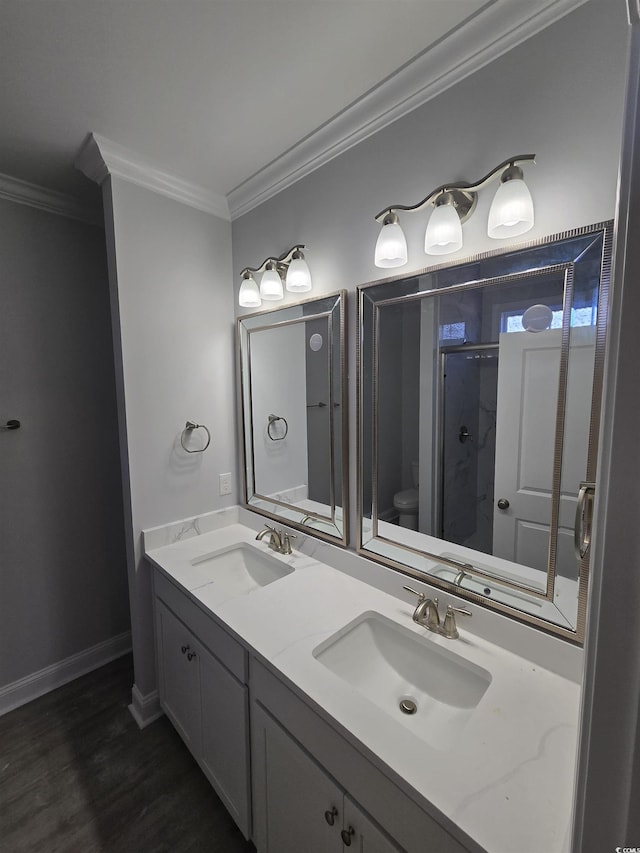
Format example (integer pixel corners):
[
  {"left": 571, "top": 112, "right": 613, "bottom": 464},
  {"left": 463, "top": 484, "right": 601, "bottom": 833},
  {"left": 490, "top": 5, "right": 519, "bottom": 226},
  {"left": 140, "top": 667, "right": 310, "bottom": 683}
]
[
  {"left": 129, "top": 683, "right": 163, "bottom": 729},
  {"left": 0, "top": 630, "right": 132, "bottom": 717}
]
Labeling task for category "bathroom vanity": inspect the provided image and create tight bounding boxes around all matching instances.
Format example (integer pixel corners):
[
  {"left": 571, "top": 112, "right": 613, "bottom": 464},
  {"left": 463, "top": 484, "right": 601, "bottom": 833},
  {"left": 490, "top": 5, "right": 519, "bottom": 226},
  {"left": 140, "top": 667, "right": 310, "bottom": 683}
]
[
  {"left": 145, "top": 514, "right": 581, "bottom": 853},
  {"left": 142, "top": 224, "right": 613, "bottom": 851}
]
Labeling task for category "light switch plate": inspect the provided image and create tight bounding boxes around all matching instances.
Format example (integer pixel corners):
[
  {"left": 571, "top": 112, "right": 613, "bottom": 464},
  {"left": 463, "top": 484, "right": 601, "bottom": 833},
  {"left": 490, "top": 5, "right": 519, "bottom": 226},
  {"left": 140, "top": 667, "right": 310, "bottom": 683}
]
[{"left": 219, "top": 472, "right": 232, "bottom": 495}]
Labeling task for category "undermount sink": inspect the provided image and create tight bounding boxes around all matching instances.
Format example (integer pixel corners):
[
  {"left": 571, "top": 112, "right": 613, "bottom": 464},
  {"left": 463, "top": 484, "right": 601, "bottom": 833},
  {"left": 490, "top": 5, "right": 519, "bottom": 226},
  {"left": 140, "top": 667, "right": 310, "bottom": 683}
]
[
  {"left": 313, "top": 611, "right": 491, "bottom": 750},
  {"left": 190, "top": 543, "right": 293, "bottom": 596}
]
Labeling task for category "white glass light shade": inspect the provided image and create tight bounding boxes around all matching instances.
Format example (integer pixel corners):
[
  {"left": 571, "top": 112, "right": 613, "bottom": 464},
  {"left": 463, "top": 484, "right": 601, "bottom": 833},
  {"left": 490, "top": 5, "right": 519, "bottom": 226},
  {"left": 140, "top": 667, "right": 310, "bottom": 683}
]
[
  {"left": 260, "top": 267, "right": 284, "bottom": 300},
  {"left": 425, "top": 202, "right": 463, "bottom": 255},
  {"left": 238, "top": 274, "right": 261, "bottom": 308},
  {"left": 487, "top": 177, "right": 534, "bottom": 239},
  {"left": 374, "top": 219, "right": 408, "bottom": 268},
  {"left": 286, "top": 256, "right": 312, "bottom": 292}
]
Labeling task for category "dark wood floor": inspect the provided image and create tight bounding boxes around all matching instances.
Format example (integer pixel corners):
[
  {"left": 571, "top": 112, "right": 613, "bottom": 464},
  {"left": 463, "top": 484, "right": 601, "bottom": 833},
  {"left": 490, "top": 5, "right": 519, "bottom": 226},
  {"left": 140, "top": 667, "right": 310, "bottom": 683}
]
[{"left": 0, "top": 654, "right": 256, "bottom": 852}]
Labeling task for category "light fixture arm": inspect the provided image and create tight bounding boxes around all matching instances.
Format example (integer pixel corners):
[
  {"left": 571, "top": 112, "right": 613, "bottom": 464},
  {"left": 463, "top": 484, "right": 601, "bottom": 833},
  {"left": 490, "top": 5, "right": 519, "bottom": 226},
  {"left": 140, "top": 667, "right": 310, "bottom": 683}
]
[
  {"left": 373, "top": 154, "right": 535, "bottom": 222},
  {"left": 240, "top": 244, "right": 306, "bottom": 278}
]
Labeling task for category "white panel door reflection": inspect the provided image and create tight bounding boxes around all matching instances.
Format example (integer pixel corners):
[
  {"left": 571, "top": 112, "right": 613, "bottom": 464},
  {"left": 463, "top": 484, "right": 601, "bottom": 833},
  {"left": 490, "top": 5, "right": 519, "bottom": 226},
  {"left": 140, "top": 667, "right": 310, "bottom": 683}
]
[{"left": 493, "top": 326, "right": 595, "bottom": 578}]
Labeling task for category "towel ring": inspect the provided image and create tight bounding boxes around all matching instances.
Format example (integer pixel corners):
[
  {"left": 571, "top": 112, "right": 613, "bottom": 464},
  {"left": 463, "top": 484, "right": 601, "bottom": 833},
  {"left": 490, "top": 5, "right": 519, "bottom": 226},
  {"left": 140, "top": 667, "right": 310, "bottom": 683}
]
[
  {"left": 267, "top": 414, "right": 288, "bottom": 441},
  {"left": 180, "top": 421, "right": 211, "bottom": 453}
]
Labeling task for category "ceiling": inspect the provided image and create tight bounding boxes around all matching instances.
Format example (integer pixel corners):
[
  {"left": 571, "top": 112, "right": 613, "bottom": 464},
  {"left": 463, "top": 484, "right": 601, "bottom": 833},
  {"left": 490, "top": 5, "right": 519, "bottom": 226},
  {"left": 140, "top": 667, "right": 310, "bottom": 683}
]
[{"left": 0, "top": 0, "right": 586, "bottom": 214}]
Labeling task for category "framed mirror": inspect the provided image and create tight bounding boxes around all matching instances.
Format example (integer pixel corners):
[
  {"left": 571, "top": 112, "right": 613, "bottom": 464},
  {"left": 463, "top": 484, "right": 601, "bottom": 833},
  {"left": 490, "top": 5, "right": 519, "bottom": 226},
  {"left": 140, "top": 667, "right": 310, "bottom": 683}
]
[
  {"left": 358, "top": 223, "right": 612, "bottom": 641},
  {"left": 238, "top": 291, "right": 348, "bottom": 545}
]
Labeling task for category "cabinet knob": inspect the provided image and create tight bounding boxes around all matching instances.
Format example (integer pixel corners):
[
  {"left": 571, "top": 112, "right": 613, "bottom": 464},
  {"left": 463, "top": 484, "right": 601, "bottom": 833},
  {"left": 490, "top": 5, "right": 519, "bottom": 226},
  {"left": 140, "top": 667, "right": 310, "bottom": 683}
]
[
  {"left": 324, "top": 806, "right": 338, "bottom": 826},
  {"left": 187, "top": 651, "right": 196, "bottom": 662},
  {"left": 181, "top": 645, "right": 190, "bottom": 654},
  {"left": 341, "top": 826, "right": 355, "bottom": 846}
]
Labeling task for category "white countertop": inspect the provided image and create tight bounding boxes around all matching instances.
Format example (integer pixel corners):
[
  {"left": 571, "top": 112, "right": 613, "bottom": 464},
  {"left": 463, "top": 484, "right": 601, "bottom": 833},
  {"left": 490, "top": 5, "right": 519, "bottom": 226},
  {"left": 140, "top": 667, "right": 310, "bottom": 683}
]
[{"left": 145, "top": 521, "right": 580, "bottom": 853}]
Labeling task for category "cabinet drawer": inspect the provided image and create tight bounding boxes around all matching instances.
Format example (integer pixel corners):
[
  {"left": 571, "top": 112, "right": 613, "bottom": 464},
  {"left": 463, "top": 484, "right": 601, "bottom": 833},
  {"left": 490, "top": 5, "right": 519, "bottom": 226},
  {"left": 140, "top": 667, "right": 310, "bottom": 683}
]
[
  {"left": 251, "top": 659, "right": 475, "bottom": 853},
  {"left": 153, "top": 568, "right": 247, "bottom": 683}
]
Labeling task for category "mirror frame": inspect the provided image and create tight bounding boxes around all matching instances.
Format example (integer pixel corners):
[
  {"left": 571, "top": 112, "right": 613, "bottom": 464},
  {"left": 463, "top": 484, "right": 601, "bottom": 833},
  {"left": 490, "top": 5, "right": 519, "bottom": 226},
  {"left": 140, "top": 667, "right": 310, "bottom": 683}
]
[
  {"left": 237, "top": 290, "right": 349, "bottom": 547},
  {"left": 357, "top": 222, "right": 613, "bottom": 643}
]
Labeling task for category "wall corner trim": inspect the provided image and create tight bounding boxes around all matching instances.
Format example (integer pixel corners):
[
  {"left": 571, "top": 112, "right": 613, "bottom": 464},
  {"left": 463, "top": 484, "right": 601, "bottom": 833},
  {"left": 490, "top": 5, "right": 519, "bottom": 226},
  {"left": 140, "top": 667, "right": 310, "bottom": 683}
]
[
  {"left": 0, "top": 171, "right": 103, "bottom": 226},
  {"left": 0, "top": 631, "right": 132, "bottom": 718},
  {"left": 75, "top": 132, "right": 231, "bottom": 221},
  {"left": 227, "top": 0, "right": 590, "bottom": 219}
]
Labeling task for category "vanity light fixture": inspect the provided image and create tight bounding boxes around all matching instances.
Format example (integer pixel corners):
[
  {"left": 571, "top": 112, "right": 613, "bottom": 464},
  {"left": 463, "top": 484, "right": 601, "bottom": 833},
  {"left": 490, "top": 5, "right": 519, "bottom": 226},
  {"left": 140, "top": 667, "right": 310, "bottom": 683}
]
[
  {"left": 487, "top": 163, "right": 535, "bottom": 238},
  {"left": 238, "top": 244, "right": 312, "bottom": 307},
  {"left": 260, "top": 261, "right": 284, "bottom": 301},
  {"left": 373, "top": 154, "right": 535, "bottom": 267},
  {"left": 424, "top": 192, "right": 464, "bottom": 255},
  {"left": 238, "top": 272, "right": 261, "bottom": 308},
  {"left": 285, "top": 248, "right": 312, "bottom": 293},
  {"left": 374, "top": 212, "right": 408, "bottom": 268}
]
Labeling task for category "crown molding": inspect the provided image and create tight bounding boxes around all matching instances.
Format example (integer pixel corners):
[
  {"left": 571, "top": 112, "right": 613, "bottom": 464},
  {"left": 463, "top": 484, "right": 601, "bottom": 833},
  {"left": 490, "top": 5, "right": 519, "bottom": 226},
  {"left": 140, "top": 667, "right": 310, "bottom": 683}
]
[
  {"left": 0, "top": 172, "right": 103, "bottom": 226},
  {"left": 228, "top": 0, "right": 589, "bottom": 220},
  {"left": 75, "top": 133, "right": 230, "bottom": 221}
]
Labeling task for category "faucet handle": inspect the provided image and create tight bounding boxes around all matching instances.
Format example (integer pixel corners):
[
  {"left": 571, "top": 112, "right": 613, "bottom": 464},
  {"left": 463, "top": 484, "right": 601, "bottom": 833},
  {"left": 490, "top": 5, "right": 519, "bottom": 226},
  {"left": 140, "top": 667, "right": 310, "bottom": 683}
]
[
  {"left": 442, "top": 604, "right": 472, "bottom": 639},
  {"left": 403, "top": 585, "right": 426, "bottom": 602},
  {"left": 281, "top": 532, "right": 296, "bottom": 555}
]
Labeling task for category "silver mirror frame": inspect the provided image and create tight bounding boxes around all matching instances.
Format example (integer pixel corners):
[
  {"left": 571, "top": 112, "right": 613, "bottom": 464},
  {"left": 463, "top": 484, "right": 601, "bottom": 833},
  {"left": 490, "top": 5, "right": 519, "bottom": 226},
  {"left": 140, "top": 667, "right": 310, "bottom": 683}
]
[
  {"left": 357, "top": 223, "right": 613, "bottom": 643},
  {"left": 237, "top": 290, "right": 349, "bottom": 547}
]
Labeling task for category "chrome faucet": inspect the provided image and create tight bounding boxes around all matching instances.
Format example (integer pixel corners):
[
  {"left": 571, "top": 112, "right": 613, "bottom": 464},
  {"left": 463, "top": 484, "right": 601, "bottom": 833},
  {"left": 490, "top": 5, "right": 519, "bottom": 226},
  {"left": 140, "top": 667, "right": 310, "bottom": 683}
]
[
  {"left": 255, "top": 524, "right": 282, "bottom": 551},
  {"left": 405, "top": 588, "right": 441, "bottom": 631},
  {"left": 255, "top": 524, "right": 296, "bottom": 555},
  {"left": 403, "top": 586, "right": 471, "bottom": 639}
]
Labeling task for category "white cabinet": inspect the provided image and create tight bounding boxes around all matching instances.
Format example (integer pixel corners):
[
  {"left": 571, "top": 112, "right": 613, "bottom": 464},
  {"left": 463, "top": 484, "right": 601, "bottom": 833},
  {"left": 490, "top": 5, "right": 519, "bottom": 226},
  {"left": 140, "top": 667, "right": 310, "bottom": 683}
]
[
  {"left": 154, "top": 572, "right": 251, "bottom": 839},
  {"left": 151, "top": 565, "right": 473, "bottom": 853},
  {"left": 199, "top": 643, "right": 250, "bottom": 832},
  {"left": 156, "top": 600, "right": 201, "bottom": 755},
  {"left": 343, "top": 797, "right": 403, "bottom": 853},
  {"left": 251, "top": 659, "right": 471, "bottom": 853},
  {"left": 252, "top": 702, "right": 401, "bottom": 853}
]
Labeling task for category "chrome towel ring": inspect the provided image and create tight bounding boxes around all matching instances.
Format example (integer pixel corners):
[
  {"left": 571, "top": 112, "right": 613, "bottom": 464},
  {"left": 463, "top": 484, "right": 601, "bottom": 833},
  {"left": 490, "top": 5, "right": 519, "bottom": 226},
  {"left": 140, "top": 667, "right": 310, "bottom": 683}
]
[
  {"left": 180, "top": 421, "right": 211, "bottom": 453},
  {"left": 267, "top": 414, "right": 288, "bottom": 441}
]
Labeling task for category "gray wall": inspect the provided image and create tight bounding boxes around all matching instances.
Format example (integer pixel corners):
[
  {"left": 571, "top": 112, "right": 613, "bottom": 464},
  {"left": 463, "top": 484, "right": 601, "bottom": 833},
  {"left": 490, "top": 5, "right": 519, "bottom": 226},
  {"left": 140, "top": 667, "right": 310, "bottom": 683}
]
[
  {"left": 0, "top": 197, "right": 129, "bottom": 691},
  {"left": 102, "top": 177, "right": 236, "bottom": 707}
]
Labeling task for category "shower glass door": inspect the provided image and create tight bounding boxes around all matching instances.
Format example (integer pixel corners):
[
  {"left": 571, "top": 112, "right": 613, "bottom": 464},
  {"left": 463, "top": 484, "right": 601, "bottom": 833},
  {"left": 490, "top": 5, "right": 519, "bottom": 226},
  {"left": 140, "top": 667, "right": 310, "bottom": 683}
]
[{"left": 440, "top": 345, "right": 498, "bottom": 555}]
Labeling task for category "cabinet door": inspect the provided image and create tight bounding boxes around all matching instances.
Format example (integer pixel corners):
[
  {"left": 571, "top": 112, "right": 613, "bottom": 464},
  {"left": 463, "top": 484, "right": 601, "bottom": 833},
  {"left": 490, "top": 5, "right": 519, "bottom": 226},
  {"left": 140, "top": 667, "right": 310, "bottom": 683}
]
[
  {"left": 252, "top": 703, "right": 343, "bottom": 853},
  {"left": 342, "top": 796, "right": 402, "bottom": 853},
  {"left": 200, "top": 644, "right": 251, "bottom": 839},
  {"left": 156, "top": 601, "right": 201, "bottom": 755}
]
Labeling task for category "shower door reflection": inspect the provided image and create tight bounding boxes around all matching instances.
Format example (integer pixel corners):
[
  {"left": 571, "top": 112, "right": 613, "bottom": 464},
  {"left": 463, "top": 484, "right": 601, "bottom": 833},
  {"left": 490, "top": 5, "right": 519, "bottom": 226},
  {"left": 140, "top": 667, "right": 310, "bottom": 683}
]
[{"left": 440, "top": 346, "right": 498, "bottom": 555}]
